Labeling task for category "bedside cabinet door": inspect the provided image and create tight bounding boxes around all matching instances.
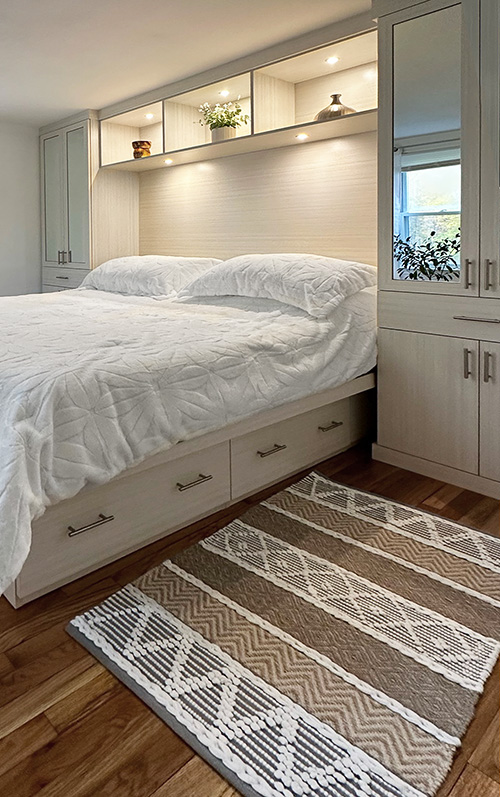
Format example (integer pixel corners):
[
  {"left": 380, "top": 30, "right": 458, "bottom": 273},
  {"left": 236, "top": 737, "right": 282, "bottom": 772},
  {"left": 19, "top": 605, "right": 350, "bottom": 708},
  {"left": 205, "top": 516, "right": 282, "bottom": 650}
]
[{"left": 378, "top": 329, "right": 479, "bottom": 473}]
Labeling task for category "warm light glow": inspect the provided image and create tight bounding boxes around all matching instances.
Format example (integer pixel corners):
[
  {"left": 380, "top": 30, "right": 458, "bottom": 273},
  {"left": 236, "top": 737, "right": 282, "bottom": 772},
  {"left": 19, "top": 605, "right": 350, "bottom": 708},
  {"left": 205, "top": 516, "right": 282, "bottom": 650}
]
[
  {"left": 364, "top": 68, "right": 377, "bottom": 80},
  {"left": 295, "top": 133, "right": 309, "bottom": 141},
  {"left": 332, "top": 105, "right": 340, "bottom": 112},
  {"left": 219, "top": 90, "right": 230, "bottom": 97},
  {"left": 325, "top": 56, "right": 339, "bottom": 65},
  {"left": 164, "top": 158, "right": 173, "bottom": 165},
  {"left": 145, "top": 113, "right": 154, "bottom": 120}
]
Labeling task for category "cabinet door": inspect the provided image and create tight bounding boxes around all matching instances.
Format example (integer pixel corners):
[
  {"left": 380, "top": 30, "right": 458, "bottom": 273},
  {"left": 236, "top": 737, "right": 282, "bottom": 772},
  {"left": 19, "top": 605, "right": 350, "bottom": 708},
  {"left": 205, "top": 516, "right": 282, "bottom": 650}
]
[
  {"left": 378, "top": 329, "right": 479, "bottom": 473},
  {"left": 64, "top": 123, "right": 90, "bottom": 268},
  {"left": 378, "top": 0, "right": 480, "bottom": 295},
  {"left": 480, "top": 0, "right": 500, "bottom": 296},
  {"left": 41, "top": 132, "right": 64, "bottom": 266},
  {"left": 479, "top": 341, "right": 500, "bottom": 479}
]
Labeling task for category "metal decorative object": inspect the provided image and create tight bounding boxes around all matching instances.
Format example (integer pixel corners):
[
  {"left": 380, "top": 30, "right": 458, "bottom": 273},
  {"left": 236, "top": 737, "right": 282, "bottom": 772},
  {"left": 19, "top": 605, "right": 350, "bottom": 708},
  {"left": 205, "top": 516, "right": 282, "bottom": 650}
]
[
  {"left": 314, "top": 93, "right": 355, "bottom": 121},
  {"left": 132, "top": 140, "right": 152, "bottom": 158}
]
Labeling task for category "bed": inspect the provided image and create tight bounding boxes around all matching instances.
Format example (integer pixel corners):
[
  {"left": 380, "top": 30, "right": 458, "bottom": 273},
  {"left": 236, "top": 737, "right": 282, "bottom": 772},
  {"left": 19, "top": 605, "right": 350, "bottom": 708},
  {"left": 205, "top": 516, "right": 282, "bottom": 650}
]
[{"left": 0, "top": 254, "right": 377, "bottom": 607}]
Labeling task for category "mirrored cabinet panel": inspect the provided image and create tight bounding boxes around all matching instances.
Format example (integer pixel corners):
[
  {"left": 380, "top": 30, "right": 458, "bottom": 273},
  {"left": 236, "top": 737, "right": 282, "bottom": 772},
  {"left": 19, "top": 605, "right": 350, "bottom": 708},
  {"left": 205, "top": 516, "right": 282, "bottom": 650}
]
[
  {"left": 392, "top": 5, "right": 463, "bottom": 285},
  {"left": 253, "top": 33, "right": 377, "bottom": 134}
]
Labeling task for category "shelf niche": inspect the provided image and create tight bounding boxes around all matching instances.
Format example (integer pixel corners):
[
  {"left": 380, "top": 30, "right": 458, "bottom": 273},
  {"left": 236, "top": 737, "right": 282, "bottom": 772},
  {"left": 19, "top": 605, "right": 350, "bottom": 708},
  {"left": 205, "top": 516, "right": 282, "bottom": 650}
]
[
  {"left": 164, "top": 74, "right": 251, "bottom": 153},
  {"left": 101, "top": 101, "right": 163, "bottom": 166},
  {"left": 254, "top": 31, "right": 377, "bottom": 133}
]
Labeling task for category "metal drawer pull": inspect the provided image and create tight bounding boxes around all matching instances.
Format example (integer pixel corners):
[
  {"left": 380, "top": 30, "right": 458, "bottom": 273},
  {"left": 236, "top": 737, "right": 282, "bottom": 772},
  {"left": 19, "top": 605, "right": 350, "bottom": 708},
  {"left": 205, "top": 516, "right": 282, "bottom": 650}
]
[
  {"left": 453, "top": 316, "right": 500, "bottom": 324},
  {"left": 176, "top": 473, "right": 213, "bottom": 492},
  {"left": 56, "top": 275, "right": 69, "bottom": 280},
  {"left": 257, "top": 443, "right": 287, "bottom": 458},
  {"left": 484, "top": 259, "right": 495, "bottom": 291},
  {"left": 318, "top": 420, "right": 343, "bottom": 433},
  {"left": 463, "top": 348, "right": 472, "bottom": 379},
  {"left": 67, "top": 513, "right": 115, "bottom": 537},
  {"left": 484, "top": 351, "right": 493, "bottom": 383},
  {"left": 463, "top": 258, "right": 473, "bottom": 289}
]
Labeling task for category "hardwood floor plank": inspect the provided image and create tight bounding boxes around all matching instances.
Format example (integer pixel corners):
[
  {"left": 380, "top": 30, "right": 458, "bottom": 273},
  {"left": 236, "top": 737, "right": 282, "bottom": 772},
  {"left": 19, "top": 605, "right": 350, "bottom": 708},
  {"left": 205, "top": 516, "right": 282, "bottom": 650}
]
[
  {"left": 44, "top": 669, "right": 117, "bottom": 733},
  {"left": 470, "top": 711, "right": 500, "bottom": 783},
  {"left": 0, "top": 658, "right": 101, "bottom": 741},
  {"left": 447, "top": 764, "right": 499, "bottom": 797},
  {"left": 0, "top": 714, "right": 57, "bottom": 778},
  {"left": 149, "top": 757, "right": 232, "bottom": 797}
]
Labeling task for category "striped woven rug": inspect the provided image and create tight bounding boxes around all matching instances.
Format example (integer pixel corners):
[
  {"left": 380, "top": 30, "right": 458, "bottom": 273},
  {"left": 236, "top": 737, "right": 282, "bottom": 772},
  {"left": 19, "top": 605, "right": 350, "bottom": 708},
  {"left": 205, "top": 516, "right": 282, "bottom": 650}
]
[{"left": 68, "top": 472, "right": 500, "bottom": 797}]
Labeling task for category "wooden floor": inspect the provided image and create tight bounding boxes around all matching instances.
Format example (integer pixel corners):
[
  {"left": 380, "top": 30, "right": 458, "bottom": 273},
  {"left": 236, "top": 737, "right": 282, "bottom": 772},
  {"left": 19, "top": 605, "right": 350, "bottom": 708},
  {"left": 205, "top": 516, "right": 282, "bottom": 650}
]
[{"left": 0, "top": 444, "right": 498, "bottom": 796}]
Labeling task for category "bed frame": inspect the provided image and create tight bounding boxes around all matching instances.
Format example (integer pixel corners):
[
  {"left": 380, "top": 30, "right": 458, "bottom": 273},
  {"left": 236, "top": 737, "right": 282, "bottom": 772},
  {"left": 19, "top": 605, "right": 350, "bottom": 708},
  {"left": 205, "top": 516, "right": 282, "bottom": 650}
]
[{"left": 4, "top": 374, "right": 375, "bottom": 608}]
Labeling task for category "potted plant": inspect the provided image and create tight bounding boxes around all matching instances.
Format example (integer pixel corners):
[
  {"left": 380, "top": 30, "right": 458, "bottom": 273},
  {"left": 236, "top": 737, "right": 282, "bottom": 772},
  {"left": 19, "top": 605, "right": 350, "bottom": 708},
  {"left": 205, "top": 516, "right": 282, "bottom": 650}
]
[
  {"left": 393, "top": 229, "right": 461, "bottom": 281},
  {"left": 198, "top": 101, "right": 249, "bottom": 143}
]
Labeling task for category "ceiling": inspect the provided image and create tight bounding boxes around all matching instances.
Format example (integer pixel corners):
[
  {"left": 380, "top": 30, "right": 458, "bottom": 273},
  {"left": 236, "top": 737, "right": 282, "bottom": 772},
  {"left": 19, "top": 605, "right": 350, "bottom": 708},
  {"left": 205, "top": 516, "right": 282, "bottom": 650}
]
[{"left": 0, "top": 0, "right": 371, "bottom": 128}]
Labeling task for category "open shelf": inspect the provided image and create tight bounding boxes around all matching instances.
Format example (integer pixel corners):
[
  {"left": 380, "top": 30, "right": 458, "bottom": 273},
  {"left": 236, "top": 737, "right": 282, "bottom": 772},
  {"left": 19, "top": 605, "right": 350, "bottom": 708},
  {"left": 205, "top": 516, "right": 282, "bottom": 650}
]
[
  {"left": 101, "top": 108, "right": 377, "bottom": 172},
  {"left": 101, "top": 101, "right": 163, "bottom": 166}
]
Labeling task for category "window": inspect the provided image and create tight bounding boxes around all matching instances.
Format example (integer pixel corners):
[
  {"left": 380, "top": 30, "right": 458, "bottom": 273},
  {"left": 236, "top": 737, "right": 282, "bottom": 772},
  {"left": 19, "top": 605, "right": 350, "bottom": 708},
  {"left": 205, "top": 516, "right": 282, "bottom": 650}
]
[{"left": 400, "top": 163, "right": 461, "bottom": 244}]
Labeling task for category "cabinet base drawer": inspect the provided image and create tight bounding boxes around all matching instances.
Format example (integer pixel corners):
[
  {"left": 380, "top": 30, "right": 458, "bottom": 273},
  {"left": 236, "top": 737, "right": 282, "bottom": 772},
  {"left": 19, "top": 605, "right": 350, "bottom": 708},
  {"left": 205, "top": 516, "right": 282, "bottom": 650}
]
[
  {"left": 42, "top": 266, "right": 89, "bottom": 289},
  {"left": 231, "top": 398, "right": 352, "bottom": 499},
  {"left": 17, "top": 442, "right": 230, "bottom": 598}
]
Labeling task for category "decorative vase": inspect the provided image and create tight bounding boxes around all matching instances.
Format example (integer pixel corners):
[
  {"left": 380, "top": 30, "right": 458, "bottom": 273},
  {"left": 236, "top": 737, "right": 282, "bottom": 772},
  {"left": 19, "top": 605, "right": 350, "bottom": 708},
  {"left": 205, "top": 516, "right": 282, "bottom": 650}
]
[
  {"left": 211, "top": 126, "right": 236, "bottom": 143},
  {"left": 314, "top": 94, "right": 355, "bottom": 121},
  {"left": 132, "top": 140, "right": 152, "bottom": 158}
]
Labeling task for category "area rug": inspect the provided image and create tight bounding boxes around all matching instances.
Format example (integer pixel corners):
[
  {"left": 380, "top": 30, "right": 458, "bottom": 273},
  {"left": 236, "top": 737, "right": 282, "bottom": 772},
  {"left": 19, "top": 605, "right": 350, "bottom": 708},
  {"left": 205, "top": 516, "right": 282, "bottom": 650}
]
[{"left": 67, "top": 472, "right": 500, "bottom": 797}]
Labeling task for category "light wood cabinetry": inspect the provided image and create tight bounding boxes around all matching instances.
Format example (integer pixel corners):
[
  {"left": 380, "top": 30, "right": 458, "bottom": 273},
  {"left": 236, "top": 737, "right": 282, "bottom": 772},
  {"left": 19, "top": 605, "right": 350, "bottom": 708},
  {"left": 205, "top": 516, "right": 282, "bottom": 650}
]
[
  {"left": 98, "top": 30, "right": 377, "bottom": 172},
  {"left": 373, "top": 0, "right": 500, "bottom": 498}
]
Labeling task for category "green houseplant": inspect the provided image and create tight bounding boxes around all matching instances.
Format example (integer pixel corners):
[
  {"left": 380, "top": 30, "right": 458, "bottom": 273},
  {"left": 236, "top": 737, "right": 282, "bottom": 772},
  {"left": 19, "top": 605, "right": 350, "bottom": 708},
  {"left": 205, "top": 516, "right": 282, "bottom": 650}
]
[
  {"left": 198, "top": 101, "right": 249, "bottom": 142},
  {"left": 394, "top": 229, "right": 461, "bottom": 281}
]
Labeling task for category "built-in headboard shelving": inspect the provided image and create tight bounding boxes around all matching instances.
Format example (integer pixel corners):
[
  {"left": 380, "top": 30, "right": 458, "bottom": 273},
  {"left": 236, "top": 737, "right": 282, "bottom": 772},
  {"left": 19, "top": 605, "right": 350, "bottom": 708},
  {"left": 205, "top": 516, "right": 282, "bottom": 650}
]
[{"left": 100, "top": 31, "right": 378, "bottom": 172}]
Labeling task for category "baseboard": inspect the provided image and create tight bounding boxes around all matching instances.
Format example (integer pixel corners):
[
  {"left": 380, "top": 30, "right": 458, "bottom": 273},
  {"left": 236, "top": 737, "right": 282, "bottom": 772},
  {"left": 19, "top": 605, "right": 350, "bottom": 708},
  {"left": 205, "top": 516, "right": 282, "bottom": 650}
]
[{"left": 372, "top": 443, "right": 500, "bottom": 500}]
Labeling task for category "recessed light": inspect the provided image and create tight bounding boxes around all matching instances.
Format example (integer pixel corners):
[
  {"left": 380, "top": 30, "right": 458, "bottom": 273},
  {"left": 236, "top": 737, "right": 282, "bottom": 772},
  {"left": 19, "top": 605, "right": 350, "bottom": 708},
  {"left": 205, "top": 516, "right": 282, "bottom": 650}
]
[
  {"left": 296, "top": 133, "right": 309, "bottom": 141},
  {"left": 325, "top": 56, "right": 340, "bottom": 65},
  {"left": 145, "top": 113, "right": 154, "bottom": 120},
  {"left": 164, "top": 158, "right": 173, "bottom": 165},
  {"left": 219, "top": 90, "right": 230, "bottom": 97}
]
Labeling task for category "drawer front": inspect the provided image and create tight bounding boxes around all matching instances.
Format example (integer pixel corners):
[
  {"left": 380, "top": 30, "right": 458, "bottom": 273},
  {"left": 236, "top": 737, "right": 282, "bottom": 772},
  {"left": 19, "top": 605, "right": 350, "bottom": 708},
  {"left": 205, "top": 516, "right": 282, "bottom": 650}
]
[
  {"left": 379, "top": 290, "right": 500, "bottom": 343},
  {"left": 42, "top": 285, "right": 68, "bottom": 293},
  {"left": 43, "top": 266, "right": 89, "bottom": 289},
  {"left": 18, "top": 442, "right": 230, "bottom": 597},
  {"left": 231, "top": 399, "right": 350, "bottom": 499}
]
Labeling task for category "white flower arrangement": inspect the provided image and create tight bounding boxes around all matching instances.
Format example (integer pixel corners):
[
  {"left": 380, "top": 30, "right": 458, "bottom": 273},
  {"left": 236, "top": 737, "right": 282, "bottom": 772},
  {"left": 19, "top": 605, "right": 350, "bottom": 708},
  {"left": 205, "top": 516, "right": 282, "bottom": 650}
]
[{"left": 198, "top": 101, "right": 249, "bottom": 130}]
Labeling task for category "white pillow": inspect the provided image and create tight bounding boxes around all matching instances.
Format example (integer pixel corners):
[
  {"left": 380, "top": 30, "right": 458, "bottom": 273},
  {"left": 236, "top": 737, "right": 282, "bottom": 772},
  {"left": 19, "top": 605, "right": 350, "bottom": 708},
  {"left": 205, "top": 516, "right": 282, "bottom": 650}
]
[
  {"left": 80, "top": 255, "right": 222, "bottom": 297},
  {"left": 181, "top": 253, "right": 377, "bottom": 317}
]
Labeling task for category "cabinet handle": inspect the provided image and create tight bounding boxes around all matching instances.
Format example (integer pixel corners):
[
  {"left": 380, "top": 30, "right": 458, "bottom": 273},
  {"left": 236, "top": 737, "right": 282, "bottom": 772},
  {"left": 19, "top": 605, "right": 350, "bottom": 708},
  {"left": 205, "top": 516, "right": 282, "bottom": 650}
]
[
  {"left": 453, "top": 316, "right": 500, "bottom": 324},
  {"left": 463, "top": 348, "right": 473, "bottom": 379},
  {"left": 57, "top": 250, "right": 63, "bottom": 265},
  {"left": 483, "top": 351, "right": 493, "bottom": 383},
  {"left": 67, "top": 250, "right": 72, "bottom": 263},
  {"left": 463, "top": 258, "right": 473, "bottom": 289},
  {"left": 176, "top": 473, "right": 213, "bottom": 492},
  {"left": 257, "top": 443, "right": 287, "bottom": 458},
  {"left": 318, "top": 420, "right": 343, "bottom": 433},
  {"left": 67, "top": 512, "right": 115, "bottom": 537},
  {"left": 56, "top": 275, "right": 69, "bottom": 280},
  {"left": 484, "top": 259, "right": 495, "bottom": 291}
]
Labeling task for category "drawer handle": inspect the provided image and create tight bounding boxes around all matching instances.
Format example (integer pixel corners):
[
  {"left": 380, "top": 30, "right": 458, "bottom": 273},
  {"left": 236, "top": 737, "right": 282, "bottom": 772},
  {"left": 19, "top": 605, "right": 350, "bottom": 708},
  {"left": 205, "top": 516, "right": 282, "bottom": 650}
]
[
  {"left": 67, "top": 513, "right": 115, "bottom": 537},
  {"left": 453, "top": 315, "right": 500, "bottom": 324},
  {"left": 56, "top": 275, "right": 69, "bottom": 280},
  {"left": 176, "top": 473, "right": 213, "bottom": 492},
  {"left": 318, "top": 420, "right": 343, "bottom": 433},
  {"left": 257, "top": 443, "right": 287, "bottom": 458}
]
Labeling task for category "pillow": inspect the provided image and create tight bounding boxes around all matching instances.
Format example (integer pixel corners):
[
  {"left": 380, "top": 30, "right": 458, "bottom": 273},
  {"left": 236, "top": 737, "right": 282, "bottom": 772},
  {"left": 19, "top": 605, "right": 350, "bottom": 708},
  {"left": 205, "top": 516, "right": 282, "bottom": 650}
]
[
  {"left": 80, "top": 255, "right": 222, "bottom": 297},
  {"left": 181, "top": 253, "right": 377, "bottom": 317}
]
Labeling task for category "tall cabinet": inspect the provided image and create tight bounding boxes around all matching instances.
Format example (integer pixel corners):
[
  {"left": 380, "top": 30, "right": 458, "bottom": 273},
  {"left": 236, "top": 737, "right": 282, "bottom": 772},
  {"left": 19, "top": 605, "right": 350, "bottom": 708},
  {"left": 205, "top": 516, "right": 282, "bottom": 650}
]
[
  {"left": 40, "top": 111, "right": 139, "bottom": 293},
  {"left": 372, "top": 0, "right": 500, "bottom": 498}
]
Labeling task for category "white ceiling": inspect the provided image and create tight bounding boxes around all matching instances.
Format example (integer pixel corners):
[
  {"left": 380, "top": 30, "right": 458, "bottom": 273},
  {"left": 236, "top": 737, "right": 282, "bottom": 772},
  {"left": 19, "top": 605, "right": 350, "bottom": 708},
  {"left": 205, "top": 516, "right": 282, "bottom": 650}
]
[{"left": 0, "top": 0, "right": 371, "bottom": 128}]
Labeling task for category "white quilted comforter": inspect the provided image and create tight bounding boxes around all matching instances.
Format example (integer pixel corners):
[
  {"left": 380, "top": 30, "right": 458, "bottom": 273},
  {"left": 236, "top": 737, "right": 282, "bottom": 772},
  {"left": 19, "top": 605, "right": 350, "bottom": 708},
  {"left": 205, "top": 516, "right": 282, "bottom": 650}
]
[{"left": 0, "top": 288, "right": 376, "bottom": 592}]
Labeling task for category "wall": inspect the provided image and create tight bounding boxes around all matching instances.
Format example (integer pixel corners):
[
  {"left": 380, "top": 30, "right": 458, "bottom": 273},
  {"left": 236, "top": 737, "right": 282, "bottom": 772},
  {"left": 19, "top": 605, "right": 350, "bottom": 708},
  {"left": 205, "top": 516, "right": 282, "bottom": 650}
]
[
  {"left": 0, "top": 121, "right": 40, "bottom": 295},
  {"left": 139, "top": 131, "right": 377, "bottom": 265}
]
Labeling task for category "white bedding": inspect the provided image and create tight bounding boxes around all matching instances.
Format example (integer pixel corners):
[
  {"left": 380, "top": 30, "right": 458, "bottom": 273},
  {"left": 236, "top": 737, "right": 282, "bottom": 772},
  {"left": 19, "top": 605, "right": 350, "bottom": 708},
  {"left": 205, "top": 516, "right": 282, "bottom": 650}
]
[{"left": 0, "top": 287, "right": 376, "bottom": 593}]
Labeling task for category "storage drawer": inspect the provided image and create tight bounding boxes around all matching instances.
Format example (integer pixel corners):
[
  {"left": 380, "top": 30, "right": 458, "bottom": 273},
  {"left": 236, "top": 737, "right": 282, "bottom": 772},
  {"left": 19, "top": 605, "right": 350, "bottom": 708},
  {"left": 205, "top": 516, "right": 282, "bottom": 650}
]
[
  {"left": 231, "top": 399, "right": 350, "bottom": 499},
  {"left": 42, "top": 285, "right": 68, "bottom": 293},
  {"left": 42, "top": 266, "right": 89, "bottom": 289},
  {"left": 18, "top": 442, "right": 230, "bottom": 597}
]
